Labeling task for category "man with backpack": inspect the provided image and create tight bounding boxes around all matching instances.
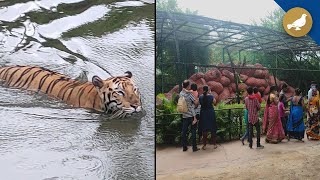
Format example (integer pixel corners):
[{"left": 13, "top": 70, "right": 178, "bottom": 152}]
[{"left": 179, "top": 80, "right": 200, "bottom": 152}]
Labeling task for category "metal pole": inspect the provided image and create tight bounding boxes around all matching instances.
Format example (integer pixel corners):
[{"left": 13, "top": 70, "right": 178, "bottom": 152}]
[
  {"left": 170, "top": 14, "right": 182, "bottom": 91},
  {"left": 159, "top": 17, "right": 165, "bottom": 93},
  {"left": 160, "top": 42, "right": 164, "bottom": 93},
  {"left": 223, "top": 48, "right": 225, "bottom": 63},
  {"left": 276, "top": 51, "right": 278, "bottom": 78},
  {"left": 184, "top": 46, "right": 188, "bottom": 80},
  {"left": 226, "top": 48, "right": 240, "bottom": 104}
]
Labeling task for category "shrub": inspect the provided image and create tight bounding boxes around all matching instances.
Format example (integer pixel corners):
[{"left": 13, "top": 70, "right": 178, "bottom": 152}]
[{"left": 156, "top": 93, "right": 181, "bottom": 144}]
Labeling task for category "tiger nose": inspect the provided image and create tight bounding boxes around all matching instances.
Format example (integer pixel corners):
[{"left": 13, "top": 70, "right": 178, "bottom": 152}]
[
  {"left": 130, "top": 104, "right": 139, "bottom": 109},
  {"left": 131, "top": 104, "right": 142, "bottom": 112}
]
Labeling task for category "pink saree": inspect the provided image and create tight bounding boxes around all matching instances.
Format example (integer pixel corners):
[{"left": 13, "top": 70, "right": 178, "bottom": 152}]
[{"left": 263, "top": 102, "right": 285, "bottom": 143}]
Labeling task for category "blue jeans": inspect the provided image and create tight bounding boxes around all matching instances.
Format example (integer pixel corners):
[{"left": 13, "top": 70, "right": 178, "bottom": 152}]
[
  {"left": 181, "top": 117, "right": 197, "bottom": 150},
  {"left": 241, "top": 124, "right": 249, "bottom": 141}
]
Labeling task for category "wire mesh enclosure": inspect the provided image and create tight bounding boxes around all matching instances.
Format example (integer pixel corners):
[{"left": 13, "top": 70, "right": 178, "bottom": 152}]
[{"left": 156, "top": 10, "right": 320, "bottom": 101}]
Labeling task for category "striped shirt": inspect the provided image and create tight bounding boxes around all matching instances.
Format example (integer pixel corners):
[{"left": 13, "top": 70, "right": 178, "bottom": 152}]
[
  {"left": 245, "top": 96, "right": 260, "bottom": 125},
  {"left": 180, "top": 89, "right": 196, "bottom": 118}
]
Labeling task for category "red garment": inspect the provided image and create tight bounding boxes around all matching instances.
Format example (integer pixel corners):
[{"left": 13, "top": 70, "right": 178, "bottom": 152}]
[
  {"left": 245, "top": 96, "right": 260, "bottom": 125},
  {"left": 248, "top": 94, "right": 256, "bottom": 99},
  {"left": 263, "top": 103, "right": 285, "bottom": 143},
  {"left": 254, "top": 92, "right": 262, "bottom": 103}
]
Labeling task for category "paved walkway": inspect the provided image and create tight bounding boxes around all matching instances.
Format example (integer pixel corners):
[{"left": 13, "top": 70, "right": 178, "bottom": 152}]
[{"left": 156, "top": 137, "right": 320, "bottom": 180}]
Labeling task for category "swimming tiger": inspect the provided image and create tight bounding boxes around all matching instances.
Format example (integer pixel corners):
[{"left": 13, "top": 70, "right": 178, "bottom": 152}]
[{"left": 0, "top": 66, "right": 142, "bottom": 118}]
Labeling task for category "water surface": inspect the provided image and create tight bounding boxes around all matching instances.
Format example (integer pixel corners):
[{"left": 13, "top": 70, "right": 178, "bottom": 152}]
[{"left": 0, "top": 0, "right": 154, "bottom": 179}]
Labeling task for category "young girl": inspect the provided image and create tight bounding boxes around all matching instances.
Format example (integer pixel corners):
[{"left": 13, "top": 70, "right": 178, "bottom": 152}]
[{"left": 278, "top": 95, "right": 288, "bottom": 137}]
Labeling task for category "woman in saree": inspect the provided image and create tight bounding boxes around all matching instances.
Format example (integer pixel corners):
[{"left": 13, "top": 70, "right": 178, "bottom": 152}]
[
  {"left": 287, "top": 88, "right": 305, "bottom": 141},
  {"left": 263, "top": 86, "right": 285, "bottom": 143},
  {"left": 306, "top": 89, "right": 320, "bottom": 140}
]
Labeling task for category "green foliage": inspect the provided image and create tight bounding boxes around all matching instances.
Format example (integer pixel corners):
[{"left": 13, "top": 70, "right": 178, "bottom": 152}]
[
  {"left": 214, "top": 103, "right": 245, "bottom": 141},
  {"left": 156, "top": 93, "right": 182, "bottom": 144},
  {"left": 252, "top": 8, "right": 285, "bottom": 32},
  {"left": 216, "top": 102, "right": 245, "bottom": 110},
  {"left": 157, "top": 0, "right": 182, "bottom": 13}
]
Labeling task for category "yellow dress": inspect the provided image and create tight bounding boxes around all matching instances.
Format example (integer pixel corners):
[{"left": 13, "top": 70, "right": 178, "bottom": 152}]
[{"left": 306, "top": 94, "right": 320, "bottom": 140}]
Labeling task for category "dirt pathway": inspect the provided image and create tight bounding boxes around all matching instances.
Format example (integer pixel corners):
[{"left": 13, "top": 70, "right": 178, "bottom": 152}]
[{"left": 156, "top": 137, "right": 320, "bottom": 179}]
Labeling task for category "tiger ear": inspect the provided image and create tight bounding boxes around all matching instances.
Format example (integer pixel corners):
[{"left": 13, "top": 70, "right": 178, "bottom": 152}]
[
  {"left": 92, "top": 75, "right": 104, "bottom": 89},
  {"left": 124, "top": 71, "right": 132, "bottom": 78}
]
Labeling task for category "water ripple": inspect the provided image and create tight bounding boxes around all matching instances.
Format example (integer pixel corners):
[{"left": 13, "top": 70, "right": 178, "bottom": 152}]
[
  {"left": 0, "top": 2, "right": 41, "bottom": 22},
  {"left": 38, "top": 5, "right": 111, "bottom": 39}
]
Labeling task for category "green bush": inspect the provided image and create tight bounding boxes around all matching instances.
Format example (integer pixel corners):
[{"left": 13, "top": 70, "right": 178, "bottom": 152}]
[{"left": 156, "top": 93, "right": 182, "bottom": 144}]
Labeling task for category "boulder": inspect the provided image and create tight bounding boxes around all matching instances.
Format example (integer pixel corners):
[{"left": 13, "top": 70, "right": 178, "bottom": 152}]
[
  {"left": 221, "top": 70, "right": 235, "bottom": 82},
  {"left": 189, "top": 72, "right": 205, "bottom": 81},
  {"left": 207, "top": 81, "right": 224, "bottom": 94},
  {"left": 169, "top": 85, "right": 179, "bottom": 94},
  {"left": 246, "top": 77, "right": 268, "bottom": 88},
  {"left": 204, "top": 68, "right": 221, "bottom": 82},
  {"left": 220, "top": 76, "right": 231, "bottom": 86}
]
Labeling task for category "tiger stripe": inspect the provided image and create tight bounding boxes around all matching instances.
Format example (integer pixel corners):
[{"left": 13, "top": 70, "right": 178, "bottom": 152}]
[
  {"left": 11, "top": 67, "right": 35, "bottom": 87},
  {"left": 24, "top": 70, "right": 42, "bottom": 89},
  {"left": 6, "top": 68, "right": 21, "bottom": 86},
  {"left": 60, "top": 82, "right": 75, "bottom": 101},
  {"left": 18, "top": 69, "right": 39, "bottom": 88},
  {"left": 77, "top": 84, "right": 91, "bottom": 107}
]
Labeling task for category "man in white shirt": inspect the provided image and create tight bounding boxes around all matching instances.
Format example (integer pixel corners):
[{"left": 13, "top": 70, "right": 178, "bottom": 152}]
[{"left": 308, "top": 82, "right": 318, "bottom": 101}]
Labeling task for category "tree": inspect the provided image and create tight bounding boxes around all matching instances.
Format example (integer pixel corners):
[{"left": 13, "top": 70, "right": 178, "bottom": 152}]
[{"left": 252, "top": 8, "right": 285, "bottom": 32}]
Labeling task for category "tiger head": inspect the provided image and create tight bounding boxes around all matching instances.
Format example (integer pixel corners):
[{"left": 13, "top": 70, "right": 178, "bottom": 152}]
[{"left": 92, "top": 71, "right": 142, "bottom": 118}]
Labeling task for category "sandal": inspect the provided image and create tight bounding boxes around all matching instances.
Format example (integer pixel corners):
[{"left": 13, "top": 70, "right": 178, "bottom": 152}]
[
  {"left": 213, "top": 145, "right": 218, "bottom": 149},
  {"left": 202, "top": 145, "right": 206, "bottom": 150}
]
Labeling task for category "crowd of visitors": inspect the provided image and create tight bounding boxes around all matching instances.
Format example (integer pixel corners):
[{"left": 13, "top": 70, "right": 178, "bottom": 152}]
[{"left": 179, "top": 79, "right": 320, "bottom": 152}]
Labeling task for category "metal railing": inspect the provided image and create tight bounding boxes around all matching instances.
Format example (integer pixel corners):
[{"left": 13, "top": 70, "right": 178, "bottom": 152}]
[{"left": 156, "top": 108, "right": 253, "bottom": 145}]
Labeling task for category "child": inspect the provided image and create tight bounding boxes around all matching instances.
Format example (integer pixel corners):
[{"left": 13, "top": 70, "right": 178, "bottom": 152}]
[
  {"left": 240, "top": 108, "right": 249, "bottom": 145},
  {"left": 190, "top": 83, "right": 201, "bottom": 142},
  {"left": 278, "top": 95, "right": 288, "bottom": 137},
  {"left": 184, "top": 84, "right": 198, "bottom": 125},
  {"left": 253, "top": 87, "right": 262, "bottom": 103}
]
